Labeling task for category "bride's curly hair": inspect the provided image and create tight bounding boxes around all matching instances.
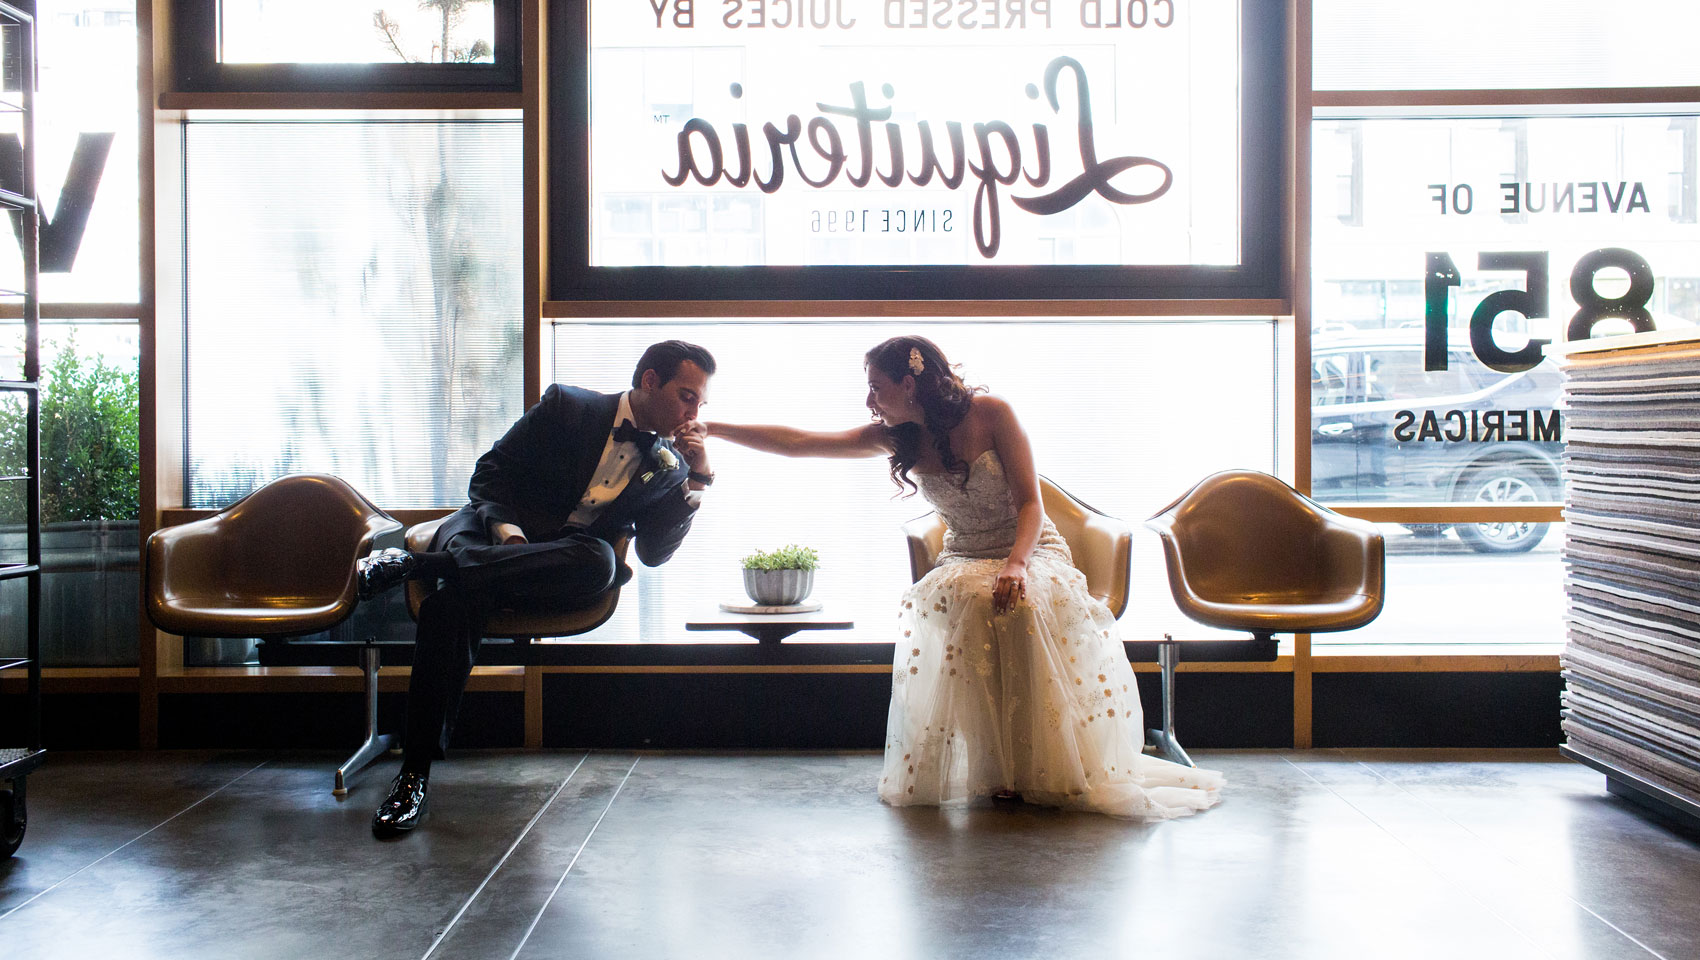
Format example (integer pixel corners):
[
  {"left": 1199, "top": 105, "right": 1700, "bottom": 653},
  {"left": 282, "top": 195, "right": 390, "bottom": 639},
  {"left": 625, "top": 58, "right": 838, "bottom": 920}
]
[{"left": 865, "top": 336, "right": 984, "bottom": 496}]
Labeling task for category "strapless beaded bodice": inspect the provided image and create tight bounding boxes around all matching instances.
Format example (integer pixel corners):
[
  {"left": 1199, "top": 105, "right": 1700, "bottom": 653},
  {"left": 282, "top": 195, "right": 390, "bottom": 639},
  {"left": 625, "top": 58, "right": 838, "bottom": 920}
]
[{"left": 914, "top": 449, "right": 1070, "bottom": 563}]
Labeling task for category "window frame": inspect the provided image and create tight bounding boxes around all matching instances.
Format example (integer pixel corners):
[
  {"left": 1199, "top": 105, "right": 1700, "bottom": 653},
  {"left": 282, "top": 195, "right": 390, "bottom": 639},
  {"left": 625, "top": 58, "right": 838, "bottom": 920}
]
[
  {"left": 546, "top": 0, "right": 1289, "bottom": 302},
  {"left": 170, "top": 0, "right": 522, "bottom": 93}
]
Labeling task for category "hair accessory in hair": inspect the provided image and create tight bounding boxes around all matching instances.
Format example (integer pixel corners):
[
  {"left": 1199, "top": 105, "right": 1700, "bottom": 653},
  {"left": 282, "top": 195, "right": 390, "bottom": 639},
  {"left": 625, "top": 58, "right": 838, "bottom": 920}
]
[{"left": 908, "top": 347, "right": 925, "bottom": 375}]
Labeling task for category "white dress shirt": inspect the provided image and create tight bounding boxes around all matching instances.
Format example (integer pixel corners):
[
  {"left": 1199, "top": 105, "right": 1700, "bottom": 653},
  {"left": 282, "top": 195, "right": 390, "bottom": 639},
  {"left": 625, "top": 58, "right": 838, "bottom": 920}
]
[{"left": 491, "top": 392, "right": 699, "bottom": 544}]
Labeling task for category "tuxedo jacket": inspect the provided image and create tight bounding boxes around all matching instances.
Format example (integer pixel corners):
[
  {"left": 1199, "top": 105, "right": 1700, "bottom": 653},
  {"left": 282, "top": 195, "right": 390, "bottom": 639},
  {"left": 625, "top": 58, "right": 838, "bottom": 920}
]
[{"left": 433, "top": 384, "right": 699, "bottom": 568}]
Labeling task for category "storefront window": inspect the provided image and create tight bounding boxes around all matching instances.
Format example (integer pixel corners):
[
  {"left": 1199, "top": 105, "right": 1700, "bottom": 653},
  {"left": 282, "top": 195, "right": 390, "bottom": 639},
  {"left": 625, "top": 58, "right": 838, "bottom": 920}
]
[
  {"left": 0, "top": 322, "right": 140, "bottom": 665},
  {"left": 182, "top": 117, "right": 523, "bottom": 508},
  {"left": 0, "top": 1, "right": 142, "bottom": 303},
  {"left": 549, "top": 318, "right": 1277, "bottom": 644},
  {"left": 217, "top": 0, "right": 496, "bottom": 64},
  {"left": 1315, "top": 0, "right": 1700, "bottom": 91},
  {"left": 1312, "top": 114, "right": 1700, "bottom": 506},
  {"left": 554, "top": 0, "right": 1285, "bottom": 299},
  {"left": 1324, "top": 522, "right": 1564, "bottom": 647}
]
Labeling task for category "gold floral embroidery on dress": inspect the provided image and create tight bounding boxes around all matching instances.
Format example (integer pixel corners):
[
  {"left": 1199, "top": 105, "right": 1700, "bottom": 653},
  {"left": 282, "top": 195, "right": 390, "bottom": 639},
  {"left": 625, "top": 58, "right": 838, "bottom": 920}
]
[{"left": 879, "top": 451, "right": 1212, "bottom": 815}]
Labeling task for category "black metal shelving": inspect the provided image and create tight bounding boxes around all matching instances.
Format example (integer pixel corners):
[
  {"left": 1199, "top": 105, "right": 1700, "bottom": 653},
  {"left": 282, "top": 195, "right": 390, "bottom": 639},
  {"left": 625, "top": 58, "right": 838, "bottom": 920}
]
[{"left": 0, "top": 0, "right": 41, "bottom": 860}]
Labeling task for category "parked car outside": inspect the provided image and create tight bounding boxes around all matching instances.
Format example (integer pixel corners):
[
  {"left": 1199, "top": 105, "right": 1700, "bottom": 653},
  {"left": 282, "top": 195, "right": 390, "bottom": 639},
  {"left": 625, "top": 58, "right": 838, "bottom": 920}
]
[{"left": 1311, "top": 329, "right": 1562, "bottom": 553}]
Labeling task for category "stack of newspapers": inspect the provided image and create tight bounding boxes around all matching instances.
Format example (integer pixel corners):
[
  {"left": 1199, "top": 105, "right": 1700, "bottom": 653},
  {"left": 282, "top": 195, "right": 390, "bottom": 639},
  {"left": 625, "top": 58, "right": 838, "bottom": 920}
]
[{"left": 1560, "top": 336, "right": 1700, "bottom": 815}]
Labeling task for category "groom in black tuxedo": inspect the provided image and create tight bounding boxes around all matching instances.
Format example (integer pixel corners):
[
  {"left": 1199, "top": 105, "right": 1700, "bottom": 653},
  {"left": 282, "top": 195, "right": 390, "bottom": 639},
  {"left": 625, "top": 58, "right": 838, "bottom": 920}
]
[{"left": 356, "top": 340, "right": 717, "bottom": 836}]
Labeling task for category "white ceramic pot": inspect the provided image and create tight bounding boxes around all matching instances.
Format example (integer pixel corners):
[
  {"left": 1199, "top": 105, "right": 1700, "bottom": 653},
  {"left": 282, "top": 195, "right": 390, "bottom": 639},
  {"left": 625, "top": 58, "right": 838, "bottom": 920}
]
[{"left": 742, "top": 568, "right": 815, "bottom": 605}]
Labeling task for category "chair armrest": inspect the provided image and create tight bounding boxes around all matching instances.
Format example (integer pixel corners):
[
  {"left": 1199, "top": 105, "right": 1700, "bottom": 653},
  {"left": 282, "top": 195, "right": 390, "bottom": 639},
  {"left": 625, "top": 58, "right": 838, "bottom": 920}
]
[
  {"left": 365, "top": 514, "right": 405, "bottom": 553},
  {"left": 1318, "top": 515, "right": 1386, "bottom": 607},
  {"left": 405, "top": 516, "right": 448, "bottom": 553},
  {"left": 145, "top": 515, "right": 229, "bottom": 608},
  {"left": 403, "top": 517, "right": 451, "bottom": 618},
  {"left": 1074, "top": 511, "right": 1133, "bottom": 619},
  {"left": 902, "top": 512, "right": 945, "bottom": 583}
]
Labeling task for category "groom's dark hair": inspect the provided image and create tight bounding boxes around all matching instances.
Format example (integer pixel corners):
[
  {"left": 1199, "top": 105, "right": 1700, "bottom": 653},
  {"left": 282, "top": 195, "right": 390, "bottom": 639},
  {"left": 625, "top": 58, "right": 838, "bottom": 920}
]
[{"left": 633, "top": 340, "right": 717, "bottom": 388}]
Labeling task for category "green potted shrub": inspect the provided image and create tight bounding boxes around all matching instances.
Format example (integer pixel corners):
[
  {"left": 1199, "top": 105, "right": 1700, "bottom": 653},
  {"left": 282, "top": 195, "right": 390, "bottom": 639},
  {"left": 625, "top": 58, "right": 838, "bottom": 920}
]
[
  {"left": 0, "top": 334, "right": 141, "bottom": 665},
  {"left": 740, "top": 544, "right": 819, "bottom": 605}
]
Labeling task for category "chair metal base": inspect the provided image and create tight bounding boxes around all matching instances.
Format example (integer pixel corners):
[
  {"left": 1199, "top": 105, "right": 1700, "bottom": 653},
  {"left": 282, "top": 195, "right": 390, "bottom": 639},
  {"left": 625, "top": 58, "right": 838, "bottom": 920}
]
[
  {"left": 333, "top": 645, "right": 392, "bottom": 797},
  {"left": 1144, "top": 631, "right": 1279, "bottom": 767},
  {"left": 1145, "top": 636, "right": 1195, "bottom": 767}
]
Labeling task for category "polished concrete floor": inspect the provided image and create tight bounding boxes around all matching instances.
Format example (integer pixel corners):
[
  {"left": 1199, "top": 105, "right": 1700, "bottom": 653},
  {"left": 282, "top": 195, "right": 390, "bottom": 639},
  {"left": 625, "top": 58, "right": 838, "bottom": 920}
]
[{"left": 1, "top": 749, "right": 1697, "bottom": 959}]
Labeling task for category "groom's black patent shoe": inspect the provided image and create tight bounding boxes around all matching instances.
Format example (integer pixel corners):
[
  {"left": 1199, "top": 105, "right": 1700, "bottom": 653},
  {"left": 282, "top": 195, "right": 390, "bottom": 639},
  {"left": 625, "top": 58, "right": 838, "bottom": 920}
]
[
  {"left": 372, "top": 772, "right": 429, "bottom": 837},
  {"left": 357, "top": 548, "right": 419, "bottom": 601}
]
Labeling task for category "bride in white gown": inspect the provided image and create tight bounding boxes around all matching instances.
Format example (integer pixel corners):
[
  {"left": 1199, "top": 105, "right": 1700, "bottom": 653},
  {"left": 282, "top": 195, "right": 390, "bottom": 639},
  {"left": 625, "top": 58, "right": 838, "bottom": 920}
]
[{"left": 708, "top": 336, "right": 1222, "bottom": 820}]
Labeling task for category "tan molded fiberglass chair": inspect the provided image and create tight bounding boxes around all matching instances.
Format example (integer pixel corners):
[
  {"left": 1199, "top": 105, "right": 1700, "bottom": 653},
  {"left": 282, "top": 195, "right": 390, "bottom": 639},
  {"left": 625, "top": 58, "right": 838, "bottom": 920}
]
[
  {"left": 145, "top": 474, "right": 403, "bottom": 794},
  {"left": 402, "top": 517, "right": 628, "bottom": 649},
  {"left": 1146, "top": 469, "right": 1385, "bottom": 765}
]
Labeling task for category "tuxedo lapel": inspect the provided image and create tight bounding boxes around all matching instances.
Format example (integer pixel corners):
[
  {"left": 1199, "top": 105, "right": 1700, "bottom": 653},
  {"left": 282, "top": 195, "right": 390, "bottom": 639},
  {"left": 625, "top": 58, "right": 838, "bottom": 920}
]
[{"left": 564, "top": 389, "right": 621, "bottom": 508}]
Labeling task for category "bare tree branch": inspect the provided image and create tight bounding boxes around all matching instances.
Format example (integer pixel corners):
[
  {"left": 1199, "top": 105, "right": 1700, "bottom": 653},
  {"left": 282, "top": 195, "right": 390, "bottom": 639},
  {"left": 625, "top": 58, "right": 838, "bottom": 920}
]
[{"left": 372, "top": 10, "right": 414, "bottom": 63}]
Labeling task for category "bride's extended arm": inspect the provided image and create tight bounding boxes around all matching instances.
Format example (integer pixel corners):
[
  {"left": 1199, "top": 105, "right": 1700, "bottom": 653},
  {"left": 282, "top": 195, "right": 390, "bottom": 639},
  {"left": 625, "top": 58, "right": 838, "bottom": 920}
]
[
  {"left": 985, "top": 397, "right": 1044, "bottom": 614},
  {"left": 705, "top": 421, "right": 892, "bottom": 458}
]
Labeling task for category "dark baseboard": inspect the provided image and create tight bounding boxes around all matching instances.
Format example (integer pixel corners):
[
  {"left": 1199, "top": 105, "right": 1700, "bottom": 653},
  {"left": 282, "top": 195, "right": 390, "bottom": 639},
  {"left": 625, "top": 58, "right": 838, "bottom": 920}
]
[
  {"left": 1313, "top": 672, "right": 1563, "bottom": 748},
  {"left": 0, "top": 693, "right": 139, "bottom": 750},
  {"left": 157, "top": 692, "right": 522, "bottom": 750},
  {"left": 537, "top": 672, "right": 1295, "bottom": 750},
  {"left": 9, "top": 672, "right": 1564, "bottom": 751}
]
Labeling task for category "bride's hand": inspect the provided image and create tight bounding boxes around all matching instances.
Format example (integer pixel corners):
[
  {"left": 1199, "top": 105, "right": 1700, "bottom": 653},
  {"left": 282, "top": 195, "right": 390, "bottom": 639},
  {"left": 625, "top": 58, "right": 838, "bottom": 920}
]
[{"left": 993, "top": 560, "right": 1027, "bottom": 615}]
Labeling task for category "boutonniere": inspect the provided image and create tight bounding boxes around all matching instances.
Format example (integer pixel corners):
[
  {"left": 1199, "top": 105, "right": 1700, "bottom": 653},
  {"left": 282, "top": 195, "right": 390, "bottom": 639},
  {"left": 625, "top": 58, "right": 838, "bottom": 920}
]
[{"left": 640, "top": 445, "right": 679, "bottom": 484}]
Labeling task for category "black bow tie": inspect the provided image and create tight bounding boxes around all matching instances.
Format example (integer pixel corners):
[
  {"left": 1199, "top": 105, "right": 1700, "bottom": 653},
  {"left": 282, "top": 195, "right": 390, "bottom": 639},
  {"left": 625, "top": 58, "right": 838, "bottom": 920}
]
[{"left": 612, "top": 421, "right": 660, "bottom": 451}]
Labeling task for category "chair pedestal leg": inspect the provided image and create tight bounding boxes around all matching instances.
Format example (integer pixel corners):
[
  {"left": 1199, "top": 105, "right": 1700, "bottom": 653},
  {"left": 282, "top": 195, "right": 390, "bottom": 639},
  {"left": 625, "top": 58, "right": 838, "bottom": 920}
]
[
  {"left": 1146, "top": 635, "right": 1195, "bottom": 768},
  {"left": 333, "top": 645, "right": 394, "bottom": 796}
]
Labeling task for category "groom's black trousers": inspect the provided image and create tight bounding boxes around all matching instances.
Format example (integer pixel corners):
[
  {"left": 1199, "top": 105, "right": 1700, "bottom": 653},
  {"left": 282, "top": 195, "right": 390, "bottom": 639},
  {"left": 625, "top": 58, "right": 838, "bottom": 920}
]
[{"left": 402, "top": 529, "right": 620, "bottom": 770}]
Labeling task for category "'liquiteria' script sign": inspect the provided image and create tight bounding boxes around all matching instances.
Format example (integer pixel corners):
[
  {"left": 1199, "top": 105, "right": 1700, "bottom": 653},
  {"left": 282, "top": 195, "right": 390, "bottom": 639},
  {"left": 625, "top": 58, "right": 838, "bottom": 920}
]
[{"left": 586, "top": 0, "right": 1244, "bottom": 269}]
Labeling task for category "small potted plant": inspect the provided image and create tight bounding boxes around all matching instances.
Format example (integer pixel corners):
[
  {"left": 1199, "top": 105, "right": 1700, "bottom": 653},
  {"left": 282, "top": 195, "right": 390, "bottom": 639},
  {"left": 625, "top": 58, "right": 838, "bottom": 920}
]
[{"left": 741, "top": 544, "right": 819, "bottom": 605}]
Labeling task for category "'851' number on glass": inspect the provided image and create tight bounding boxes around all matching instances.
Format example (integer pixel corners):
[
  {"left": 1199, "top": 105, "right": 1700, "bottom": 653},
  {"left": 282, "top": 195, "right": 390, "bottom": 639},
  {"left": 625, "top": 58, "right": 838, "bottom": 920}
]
[{"left": 1423, "top": 248, "right": 1656, "bottom": 373}]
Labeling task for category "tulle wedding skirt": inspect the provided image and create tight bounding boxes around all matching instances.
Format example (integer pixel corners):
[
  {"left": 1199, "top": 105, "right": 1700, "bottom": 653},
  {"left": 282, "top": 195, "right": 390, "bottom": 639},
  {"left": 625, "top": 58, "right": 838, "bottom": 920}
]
[{"left": 878, "top": 552, "right": 1224, "bottom": 821}]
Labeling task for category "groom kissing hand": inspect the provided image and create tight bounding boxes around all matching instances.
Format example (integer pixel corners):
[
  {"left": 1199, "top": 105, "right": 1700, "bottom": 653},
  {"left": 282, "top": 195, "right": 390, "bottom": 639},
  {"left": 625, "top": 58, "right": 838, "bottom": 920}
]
[{"left": 357, "top": 340, "right": 716, "bottom": 837}]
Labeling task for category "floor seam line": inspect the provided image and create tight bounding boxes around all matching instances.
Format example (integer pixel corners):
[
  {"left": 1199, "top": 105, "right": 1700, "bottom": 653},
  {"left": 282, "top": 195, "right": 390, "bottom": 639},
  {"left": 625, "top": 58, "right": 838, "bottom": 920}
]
[
  {"left": 418, "top": 752, "right": 593, "bottom": 960},
  {"left": 1279, "top": 755, "right": 1561, "bottom": 960},
  {"left": 0, "top": 757, "right": 271, "bottom": 923},
  {"left": 1351, "top": 757, "right": 1672, "bottom": 960},
  {"left": 505, "top": 755, "right": 639, "bottom": 960}
]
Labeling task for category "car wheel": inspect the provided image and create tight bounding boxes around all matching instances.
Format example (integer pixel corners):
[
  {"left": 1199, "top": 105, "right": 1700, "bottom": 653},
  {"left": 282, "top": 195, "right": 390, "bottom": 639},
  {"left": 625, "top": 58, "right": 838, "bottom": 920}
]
[
  {"left": 0, "top": 785, "right": 22, "bottom": 859},
  {"left": 1453, "top": 464, "right": 1551, "bottom": 554}
]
